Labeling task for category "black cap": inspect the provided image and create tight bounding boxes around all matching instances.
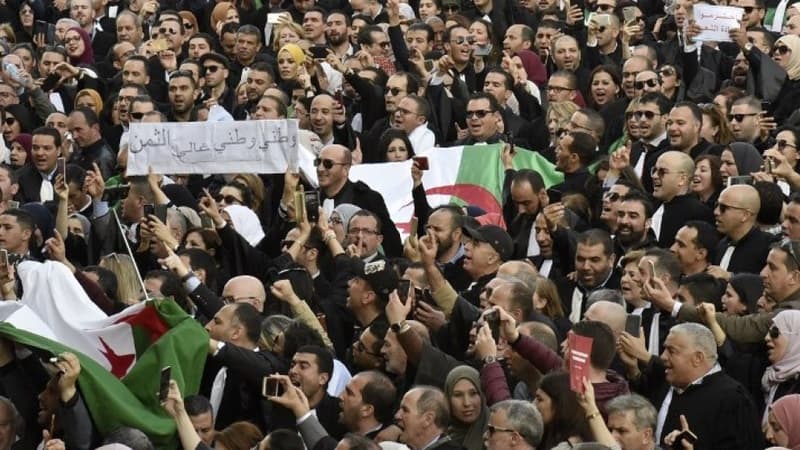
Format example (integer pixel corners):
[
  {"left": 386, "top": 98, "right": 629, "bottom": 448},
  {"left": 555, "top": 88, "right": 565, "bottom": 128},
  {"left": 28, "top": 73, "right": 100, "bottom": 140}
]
[
  {"left": 353, "top": 259, "right": 399, "bottom": 300},
  {"left": 199, "top": 52, "right": 231, "bottom": 70},
  {"left": 462, "top": 225, "right": 513, "bottom": 261}
]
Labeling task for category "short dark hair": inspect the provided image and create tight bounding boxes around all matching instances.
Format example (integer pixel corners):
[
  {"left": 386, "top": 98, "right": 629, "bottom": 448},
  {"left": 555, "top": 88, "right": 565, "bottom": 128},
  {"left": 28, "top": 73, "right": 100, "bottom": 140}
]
[
  {"left": 360, "top": 371, "right": 397, "bottom": 424},
  {"left": 266, "top": 429, "right": 305, "bottom": 450},
  {"left": 237, "top": 24, "right": 262, "bottom": 41},
  {"left": 71, "top": 106, "right": 99, "bottom": 127},
  {"left": 231, "top": 302, "right": 263, "bottom": 344},
  {"left": 350, "top": 209, "right": 383, "bottom": 234},
  {"left": 281, "top": 320, "right": 325, "bottom": 359},
  {"left": 572, "top": 320, "right": 615, "bottom": 370},
  {"left": 178, "top": 248, "right": 219, "bottom": 293},
  {"left": 620, "top": 190, "right": 654, "bottom": 218},
  {"left": 125, "top": 54, "right": 150, "bottom": 68},
  {"left": 567, "top": 131, "right": 597, "bottom": 166},
  {"left": 189, "top": 33, "right": 215, "bottom": 48},
  {"left": 408, "top": 22, "right": 434, "bottom": 41},
  {"left": 680, "top": 273, "right": 725, "bottom": 305},
  {"left": 405, "top": 94, "right": 430, "bottom": 120},
  {"left": 2, "top": 209, "right": 34, "bottom": 232},
  {"left": 468, "top": 91, "right": 502, "bottom": 113},
  {"left": 486, "top": 68, "right": 514, "bottom": 91},
  {"left": 32, "top": 126, "right": 62, "bottom": 148},
  {"left": 339, "top": 434, "right": 382, "bottom": 450},
  {"left": 754, "top": 181, "right": 784, "bottom": 226},
  {"left": 358, "top": 25, "right": 385, "bottom": 46},
  {"left": 640, "top": 92, "right": 673, "bottom": 115},
  {"left": 65, "top": 164, "right": 86, "bottom": 190},
  {"left": 673, "top": 101, "right": 702, "bottom": 123},
  {"left": 295, "top": 344, "right": 334, "bottom": 379},
  {"left": 684, "top": 220, "right": 719, "bottom": 262},
  {"left": 512, "top": 169, "right": 545, "bottom": 192},
  {"left": 326, "top": 10, "right": 352, "bottom": 26},
  {"left": 644, "top": 247, "right": 682, "bottom": 284},
  {"left": 577, "top": 229, "right": 613, "bottom": 257},
  {"left": 184, "top": 395, "right": 212, "bottom": 416},
  {"left": 84, "top": 265, "right": 118, "bottom": 301}
]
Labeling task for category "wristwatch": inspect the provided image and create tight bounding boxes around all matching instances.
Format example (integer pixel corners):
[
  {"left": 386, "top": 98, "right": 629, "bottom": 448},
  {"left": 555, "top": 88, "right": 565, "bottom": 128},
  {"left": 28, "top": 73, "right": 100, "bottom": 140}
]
[
  {"left": 483, "top": 355, "right": 497, "bottom": 365},
  {"left": 744, "top": 42, "right": 754, "bottom": 54},
  {"left": 391, "top": 320, "right": 407, "bottom": 333}
]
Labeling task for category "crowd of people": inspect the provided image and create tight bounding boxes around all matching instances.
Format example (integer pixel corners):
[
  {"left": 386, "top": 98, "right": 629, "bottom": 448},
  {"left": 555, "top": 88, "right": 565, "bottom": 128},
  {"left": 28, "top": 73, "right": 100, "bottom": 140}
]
[{"left": 2, "top": 0, "right": 800, "bottom": 448}]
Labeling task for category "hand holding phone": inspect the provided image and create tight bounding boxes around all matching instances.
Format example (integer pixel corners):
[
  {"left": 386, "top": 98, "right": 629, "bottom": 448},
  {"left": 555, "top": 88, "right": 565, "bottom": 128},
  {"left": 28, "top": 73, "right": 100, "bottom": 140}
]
[
  {"left": 625, "top": 314, "right": 641, "bottom": 337},
  {"left": 484, "top": 309, "right": 501, "bottom": 342},
  {"left": 413, "top": 156, "right": 429, "bottom": 170},
  {"left": 262, "top": 376, "right": 284, "bottom": 397},
  {"left": 397, "top": 279, "right": 411, "bottom": 305},
  {"left": 158, "top": 366, "right": 172, "bottom": 402}
]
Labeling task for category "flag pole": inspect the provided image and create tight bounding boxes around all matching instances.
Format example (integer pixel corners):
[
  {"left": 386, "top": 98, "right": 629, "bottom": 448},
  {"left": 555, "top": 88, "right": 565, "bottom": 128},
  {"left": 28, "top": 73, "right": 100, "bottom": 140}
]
[{"left": 111, "top": 208, "right": 151, "bottom": 301}]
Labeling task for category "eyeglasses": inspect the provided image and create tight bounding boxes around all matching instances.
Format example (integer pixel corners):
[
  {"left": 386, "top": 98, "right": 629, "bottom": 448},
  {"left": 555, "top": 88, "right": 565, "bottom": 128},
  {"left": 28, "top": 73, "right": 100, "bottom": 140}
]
[
  {"left": 634, "top": 79, "right": 659, "bottom": 90},
  {"left": 604, "top": 191, "right": 621, "bottom": 202},
  {"left": 64, "top": 35, "right": 82, "bottom": 44},
  {"left": 130, "top": 111, "right": 145, "bottom": 120},
  {"left": 396, "top": 107, "right": 420, "bottom": 116},
  {"left": 717, "top": 203, "right": 751, "bottom": 214},
  {"left": 354, "top": 339, "right": 381, "bottom": 356},
  {"left": 329, "top": 216, "right": 343, "bottom": 225},
  {"left": 204, "top": 65, "right": 222, "bottom": 73},
  {"left": 546, "top": 85, "right": 574, "bottom": 93},
  {"left": 451, "top": 36, "right": 475, "bottom": 45},
  {"left": 622, "top": 70, "right": 641, "bottom": 78},
  {"left": 183, "top": 22, "right": 194, "bottom": 29},
  {"left": 3, "top": 117, "right": 16, "bottom": 126},
  {"left": 386, "top": 87, "right": 404, "bottom": 96},
  {"left": 348, "top": 227, "right": 379, "bottom": 236},
  {"left": 598, "top": 26, "right": 607, "bottom": 33},
  {"left": 778, "top": 139, "right": 797, "bottom": 151},
  {"left": 774, "top": 45, "right": 791, "bottom": 56},
  {"left": 486, "top": 424, "right": 517, "bottom": 436},
  {"left": 466, "top": 109, "right": 493, "bottom": 119},
  {"left": 632, "top": 110, "right": 660, "bottom": 120},
  {"left": 159, "top": 27, "right": 179, "bottom": 35},
  {"left": 728, "top": 113, "right": 759, "bottom": 122},
  {"left": 742, "top": 5, "right": 760, "bottom": 13},
  {"left": 314, "top": 158, "right": 348, "bottom": 169},
  {"left": 222, "top": 295, "right": 260, "bottom": 304},
  {"left": 595, "top": 4, "right": 614, "bottom": 10},
  {"left": 214, "top": 194, "right": 243, "bottom": 205},
  {"left": 659, "top": 67, "right": 676, "bottom": 76},
  {"left": 650, "top": 167, "right": 684, "bottom": 177},
  {"left": 556, "top": 128, "right": 569, "bottom": 137}
]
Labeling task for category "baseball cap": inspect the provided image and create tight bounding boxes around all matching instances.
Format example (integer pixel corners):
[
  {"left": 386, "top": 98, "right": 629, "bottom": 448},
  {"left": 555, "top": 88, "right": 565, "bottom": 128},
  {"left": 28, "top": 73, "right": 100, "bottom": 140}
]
[
  {"left": 462, "top": 225, "right": 513, "bottom": 261},
  {"left": 354, "top": 259, "right": 399, "bottom": 300},
  {"left": 199, "top": 52, "right": 231, "bottom": 70}
]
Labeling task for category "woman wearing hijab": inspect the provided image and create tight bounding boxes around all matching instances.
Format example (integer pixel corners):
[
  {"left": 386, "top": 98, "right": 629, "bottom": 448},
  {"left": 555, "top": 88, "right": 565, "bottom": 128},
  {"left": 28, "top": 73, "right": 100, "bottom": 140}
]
[
  {"left": 766, "top": 394, "right": 800, "bottom": 450},
  {"left": 10, "top": 133, "right": 31, "bottom": 169},
  {"left": 770, "top": 34, "right": 800, "bottom": 123},
  {"left": 63, "top": 27, "right": 94, "bottom": 65},
  {"left": 719, "top": 142, "right": 762, "bottom": 184},
  {"left": 222, "top": 204, "right": 265, "bottom": 247},
  {"left": 763, "top": 310, "right": 800, "bottom": 416},
  {"left": 444, "top": 366, "right": 487, "bottom": 450},
  {"left": 3, "top": 104, "right": 35, "bottom": 146},
  {"left": 277, "top": 43, "right": 306, "bottom": 96}
]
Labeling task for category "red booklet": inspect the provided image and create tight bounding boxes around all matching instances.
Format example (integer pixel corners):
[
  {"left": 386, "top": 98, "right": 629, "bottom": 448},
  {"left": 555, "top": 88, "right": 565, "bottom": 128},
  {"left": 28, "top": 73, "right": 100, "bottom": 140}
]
[{"left": 568, "top": 333, "right": 594, "bottom": 393}]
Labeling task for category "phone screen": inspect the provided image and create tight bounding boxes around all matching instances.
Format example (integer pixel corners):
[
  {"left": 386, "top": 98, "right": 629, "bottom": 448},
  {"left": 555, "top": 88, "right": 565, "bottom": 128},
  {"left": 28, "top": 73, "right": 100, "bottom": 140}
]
[
  {"left": 158, "top": 366, "right": 171, "bottom": 402},
  {"left": 143, "top": 204, "right": 155, "bottom": 218},
  {"left": 625, "top": 314, "right": 641, "bottom": 336},
  {"left": 397, "top": 279, "right": 411, "bottom": 304},
  {"left": 56, "top": 157, "right": 66, "bottom": 181},
  {"left": 263, "top": 377, "right": 283, "bottom": 397},
  {"left": 485, "top": 310, "right": 500, "bottom": 341}
]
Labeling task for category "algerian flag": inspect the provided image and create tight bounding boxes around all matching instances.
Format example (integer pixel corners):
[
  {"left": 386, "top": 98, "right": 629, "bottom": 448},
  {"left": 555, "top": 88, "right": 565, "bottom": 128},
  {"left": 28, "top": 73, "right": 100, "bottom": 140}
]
[
  {"left": 349, "top": 144, "right": 563, "bottom": 237},
  {"left": 0, "top": 261, "right": 208, "bottom": 449}
]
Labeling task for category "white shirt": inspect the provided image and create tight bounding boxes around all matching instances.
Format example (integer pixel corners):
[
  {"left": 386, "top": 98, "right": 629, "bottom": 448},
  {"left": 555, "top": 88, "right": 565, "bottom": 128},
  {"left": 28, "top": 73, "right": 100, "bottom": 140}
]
[
  {"left": 656, "top": 364, "right": 722, "bottom": 439},
  {"left": 408, "top": 122, "right": 436, "bottom": 154}
]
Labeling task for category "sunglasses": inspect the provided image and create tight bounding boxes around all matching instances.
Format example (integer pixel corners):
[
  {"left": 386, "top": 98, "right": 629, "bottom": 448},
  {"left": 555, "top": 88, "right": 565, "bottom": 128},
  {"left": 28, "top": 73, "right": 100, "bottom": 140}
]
[
  {"left": 742, "top": 6, "right": 759, "bottom": 13},
  {"left": 634, "top": 79, "right": 659, "bottom": 90},
  {"left": 778, "top": 139, "right": 797, "bottom": 151},
  {"left": 769, "top": 325, "right": 781, "bottom": 339},
  {"left": 183, "top": 22, "right": 194, "bottom": 29},
  {"left": 604, "top": 191, "right": 621, "bottom": 201},
  {"left": 314, "top": 158, "right": 348, "bottom": 169},
  {"left": 130, "top": 111, "right": 145, "bottom": 120},
  {"left": 659, "top": 67, "right": 676, "bottom": 76},
  {"left": 486, "top": 424, "right": 518, "bottom": 436},
  {"left": 774, "top": 45, "right": 791, "bottom": 55},
  {"left": 466, "top": 109, "right": 492, "bottom": 119},
  {"left": 650, "top": 167, "right": 683, "bottom": 178},
  {"left": 727, "top": 113, "right": 759, "bottom": 122},
  {"left": 204, "top": 65, "right": 222, "bottom": 73},
  {"left": 717, "top": 203, "right": 750, "bottom": 214},
  {"left": 598, "top": 26, "right": 607, "bottom": 33},
  {"left": 354, "top": 339, "right": 381, "bottom": 356},
  {"left": 556, "top": 127, "right": 569, "bottom": 137},
  {"left": 633, "top": 110, "right": 659, "bottom": 120},
  {"left": 378, "top": 41, "right": 391, "bottom": 48},
  {"left": 387, "top": 87, "right": 404, "bottom": 96},
  {"left": 214, "top": 194, "right": 243, "bottom": 205},
  {"left": 3, "top": 117, "right": 15, "bottom": 126},
  {"left": 159, "top": 28, "right": 179, "bottom": 35},
  {"left": 451, "top": 36, "right": 475, "bottom": 45}
]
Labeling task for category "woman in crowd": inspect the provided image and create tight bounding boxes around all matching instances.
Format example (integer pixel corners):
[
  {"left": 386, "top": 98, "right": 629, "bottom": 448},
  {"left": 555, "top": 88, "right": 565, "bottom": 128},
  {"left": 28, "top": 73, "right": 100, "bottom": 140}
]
[
  {"left": 659, "top": 64, "right": 682, "bottom": 102},
  {"left": 533, "top": 277, "right": 570, "bottom": 342},
  {"left": 444, "top": 366, "right": 487, "bottom": 450},
  {"left": 699, "top": 103, "right": 735, "bottom": 145},
  {"left": 2, "top": 104, "right": 35, "bottom": 145},
  {"left": 719, "top": 142, "right": 762, "bottom": 184},
  {"left": 99, "top": 253, "right": 144, "bottom": 305},
  {"left": 378, "top": 129, "right": 414, "bottom": 162},
  {"left": 536, "top": 371, "right": 592, "bottom": 449},
  {"left": 272, "top": 21, "right": 303, "bottom": 53},
  {"left": 765, "top": 394, "right": 800, "bottom": 449},
  {"left": 16, "top": 3, "right": 34, "bottom": 43},
  {"left": 763, "top": 310, "right": 800, "bottom": 414},
  {"left": 418, "top": 0, "right": 442, "bottom": 20},
  {"left": 277, "top": 43, "right": 306, "bottom": 95},
  {"left": 544, "top": 102, "right": 579, "bottom": 162},
  {"left": 74, "top": 89, "right": 104, "bottom": 117},
  {"left": 63, "top": 27, "right": 94, "bottom": 65},
  {"left": 769, "top": 34, "right": 800, "bottom": 123},
  {"left": 692, "top": 154, "right": 723, "bottom": 209},
  {"left": 9, "top": 133, "right": 31, "bottom": 169},
  {"left": 212, "top": 421, "right": 263, "bottom": 450},
  {"left": 589, "top": 65, "right": 621, "bottom": 111}
]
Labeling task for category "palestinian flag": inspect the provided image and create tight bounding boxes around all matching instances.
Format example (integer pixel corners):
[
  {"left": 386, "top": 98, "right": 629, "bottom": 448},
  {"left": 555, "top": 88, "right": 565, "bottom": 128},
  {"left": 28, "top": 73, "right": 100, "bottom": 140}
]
[
  {"left": 349, "top": 144, "right": 564, "bottom": 236},
  {"left": 0, "top": 261, "right": 208, "bottom": 449}
]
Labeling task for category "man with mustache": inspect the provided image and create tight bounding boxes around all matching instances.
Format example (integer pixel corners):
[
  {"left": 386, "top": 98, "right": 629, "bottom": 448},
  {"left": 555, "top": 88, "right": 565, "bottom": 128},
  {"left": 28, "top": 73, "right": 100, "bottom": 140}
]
[{"left": 615, "top": 191, "right": 657, "bottom": 256}]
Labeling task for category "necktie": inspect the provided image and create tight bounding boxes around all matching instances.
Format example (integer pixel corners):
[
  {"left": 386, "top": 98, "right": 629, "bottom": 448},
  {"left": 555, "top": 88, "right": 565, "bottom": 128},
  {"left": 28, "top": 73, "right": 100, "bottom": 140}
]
[{"left": 40, "top": 178, "right": 54, "bottom": 202}]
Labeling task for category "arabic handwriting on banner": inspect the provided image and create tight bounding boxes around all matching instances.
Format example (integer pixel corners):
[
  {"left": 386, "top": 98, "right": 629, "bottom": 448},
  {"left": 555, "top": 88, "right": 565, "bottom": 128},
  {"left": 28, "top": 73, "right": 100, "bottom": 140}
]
[
  {"left": 693, "top": 4, "right": 744, "bottom": 42},
  {"left": 127, "top": 119, "right": 299, "bottom": 175}
]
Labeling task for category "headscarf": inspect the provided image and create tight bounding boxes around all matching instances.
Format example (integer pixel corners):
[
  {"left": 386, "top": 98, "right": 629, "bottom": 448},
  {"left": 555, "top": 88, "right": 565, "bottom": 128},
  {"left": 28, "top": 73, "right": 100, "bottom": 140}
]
[
  {"left": 728, "top": 142, "right": 763, "bottom": 175},
  {"left": 279, "top": 43, "right": 306, "bottom": 67},
  {"left": 444, "top": 366, "right": 488, "bottom": 450},
  {"left": 333, "top": 203, "right": 360, "bottom": 232},
  {"left": 66, "top": 27, "right": 94, "bottom": 65},
  {"left": 75, "top": 88, "right": 103, "bottom": 116},
  {"left": 4, "top": 104, "right": 35, "bottom": 136},
  {"left": 776, "top": 35, "right": 800, "bottom": 80},
  {"left": 223, "top": 204, "right": 265, "bottom": 246},
  {"left": 210, "top": 2, "right": 236, "bottom": 31},
  {"left": 12, "top": 133, "right": 31, "bottom": 161},
  {"left": 763, "top": 310, "right": 800, "bottom": 388},
  {"left": 772, "top": 394, "right": 800, "bottom": 450},
  {"left": 515, "top": 49, "right": 547, "bottom": 87},
  {"left": 728, "top": 273, "right": 763, "bottom": 314}
]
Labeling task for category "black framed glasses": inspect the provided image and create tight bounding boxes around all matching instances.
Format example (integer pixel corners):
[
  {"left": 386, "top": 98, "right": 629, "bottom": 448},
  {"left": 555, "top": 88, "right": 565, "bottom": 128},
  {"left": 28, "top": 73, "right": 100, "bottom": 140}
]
[
  {"left": 3, "top": 117, "right": 16, "bottom": 126},
  {"left": 354, "top": 339, "right": 381, "bottom": 356},
  {"left": 717, "top": 203, "right": 751, "bottom": 214},
  {"left": 604, "top": 191, "right": 621, "bottom": 202},
  {"left": 348, "top": 227, "right": 379, "bottom": 236},
  {"left": 214, "top": 194, "right": 243, "bottom": 205},
  {"left": 632, "top": 110, "right": 660, "bottom": 120},
  {"left": 634, "top": 79, "right": 659, "bottom": 90},
  {"left": 778, "top": 139, "right": 797, "bottom": 151},
  {"left": 314, "top": 158, "right": 348, "bottom": 169},
  {"left": 443, "top": 4, "right": 460, "bottom": 11},
  {"left": 742, "top": 5, "right": 760, "bottom": 14},
  {"left": 486, "top": 424, "right": 518, "bottom": 436},
  {"left": 598, "top": 26, "right": 607, "bottom": 33},
  {"left": 130, "top": 111, "right": 145, "bottom": 120},
  {"left": 774, "top": 45, "right": 791, "bottom": 56},
  {"left": 546, "top": 85, "right": 574, "bottom": 93},
  {"left": 466, "top": 109, "right": 492, "bottom": 119},
  {"left": 159, "top": 27, "right": 179, "bottom": 35},
  {"left": 727, "top": 113, "right": 759, "bottom": 122},
  {"left": 451, "top": 36, "right": 475, "bottom": 45}
]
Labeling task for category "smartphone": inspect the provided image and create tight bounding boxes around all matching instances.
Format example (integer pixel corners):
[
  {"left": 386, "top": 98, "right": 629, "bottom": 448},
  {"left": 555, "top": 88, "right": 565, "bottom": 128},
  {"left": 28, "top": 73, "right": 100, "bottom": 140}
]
[
  {"left": 413, "top": 156, "right": 429, "bottom": 170},
  {"left": 596, "top": 13, "right": 612, "bottom": 27},
  {"left": 0, "top": 249, "right": 8, "bottom": 267},
  {"left": 505, "top": 130, "right": 516, "bottom": 155},
  {"left": 474, "top": 44, "right": 493, "bottom": 56},
  {"left": 56, "top": 157, "right": 66, "bottom": 182},
  {"left": 728, "top": 175, "right": 753, "bottom": 186},
  {"left": 485, "top": 309, "right": 501, "bottom": 341},
  {"left": 409, "top": 216, "right": 419, "bottom": 237},
  {"left": 424, "top": 59, "right": 435, "bottom": 72},
  {"left": 262, "top": 376, "right": 283, "bottom": 397},
  {"left": 293, "top": 191, "right": 306, "bottom": 223},
  {"left": 41, "top": 72, "right": 61, "bottom": 92},
  {"left": 154, "top": 204, "right": 168, "bottom": 224},
  {"left": 267, "top": 13, "right": 285, "bottom": 24},
  {"left": 676, "top": 430, "right": 698, "bottom": 445},
  {"left": 622, "top": 6, "right": 637, "bottom": 25},
  {"left": 143, "top": 203, "right": 155, "bottom": 218},
  {"left": 304, "top": 191, "right": 320, "bottom": 224},
  {"left": 34, "top": 20, "right": 55, "bottom": 44},
  {"left": 625, "top": 314, "right": 641, "bottom": 337},
  {"left": 200, "top": 214, "right": 214, "bottom": 229},
  {"left": 310, "top": 45, "right": 328, "bottom": 59},
  {"left": 158, "top": 366, "right": 171, "bottom": 402},
  {"left": 547, "top": 188, "right": 563, "bottom": 204},
  {"left": 151, "top": 39, "right": 169, "bottom": 52},
  {"left": 397, "top": 279, "right": 411, "bottom": 304},
  {"left": 6, "top": 201, "right": 18, "bottom": 210},
  {"left": 647, "top": 259, "right": 658, "bottom": 280},
  {"left": 765, "top": 157, "right": 773, "bottom": 174}
]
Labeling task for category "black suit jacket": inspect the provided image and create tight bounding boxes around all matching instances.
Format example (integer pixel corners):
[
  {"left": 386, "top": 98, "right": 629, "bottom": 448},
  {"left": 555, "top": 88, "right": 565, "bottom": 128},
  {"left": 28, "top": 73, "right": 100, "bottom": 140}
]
[
  {"left": 655, "top": 194, "right": 715, "bottom": 249},
  {"left": 556, "top": 269, "right": 621, "bottom": 322},
  {"left": 715, "top": 226, "right": 777, "bottom": 275},
  {"left": 15, "top": 164, "right": 49, "bottom": 204}
]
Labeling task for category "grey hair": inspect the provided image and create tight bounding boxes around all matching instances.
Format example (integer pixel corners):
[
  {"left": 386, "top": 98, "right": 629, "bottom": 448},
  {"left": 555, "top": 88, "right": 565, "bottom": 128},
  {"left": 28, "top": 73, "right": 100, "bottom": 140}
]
[
  {"left": 489, "top": 400, "right": 543, "bottom": 448},
  {"left": 411, "top": 386, "right": 449, "bottom": 430},
  {"left": 670, "top": 323, "right": 718, "bottom": 365},
  {"left": 56, "top": 18, "right": 80, "bottom": 28},
  {"left": 586, "top": 289, "right": 625, "bottom": 307},
  {"left": 605, "top": 394, "right": 657, "bottom": 432}
]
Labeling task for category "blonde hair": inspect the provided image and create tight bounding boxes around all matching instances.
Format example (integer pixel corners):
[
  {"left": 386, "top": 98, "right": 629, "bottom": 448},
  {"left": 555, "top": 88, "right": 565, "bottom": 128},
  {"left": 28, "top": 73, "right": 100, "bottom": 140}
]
[
  {"left": 547, "top": 101, "right": 579, "bottom": 129},
  {"left": 0, "top": 23, "right": 16, "bottom": 44},
  {"left": 99, "top": 253, "right": 144, "bottom": 305},
  {"left": 75, "top": 89, "right": 104, "bottom": 116},
  {"left": 535, "top": 276, "right": 565, "bottom": 318},
  {"left": 233, "top": 173, "right": 266, "bottom": 213},
  {"left": 272, "top": 21, "right": 304, "bottom": 52}
]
